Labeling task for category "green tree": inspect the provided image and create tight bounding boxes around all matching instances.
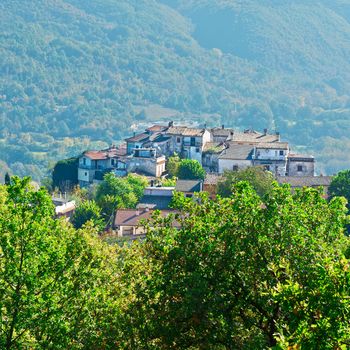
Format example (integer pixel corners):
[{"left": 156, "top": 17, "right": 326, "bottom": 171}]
[
  {"left": 0, "top": 177, "right": 121, "bottom": 349},
  {"left": 218, "top": 166, "right": 275, "bottom": 198},
  {"left": 95, "top": 173, "right": 148, "bottom": 222},
  {"left": 178, "top": 159, "right": 206, "bottom": 180},
  {"left": 128, "top": 183, "right": 350, "bottom": 349},
  {"left": 4, "top": 172, "right": 11, "bottom": 185},
  {"left": 71, "top": 200, "right": 103, "bottom": 230},
  {"left": 52, "top": 157, "right": 78, "bottom": 191},
  {"left": 329, "top": 169, "right": 350, "bottom": 207},
  {"left": 166, "top": 153, "right": 181, "bottom": 177}
]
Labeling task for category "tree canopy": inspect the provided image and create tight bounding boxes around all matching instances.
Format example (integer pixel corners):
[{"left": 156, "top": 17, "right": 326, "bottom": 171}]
[
  {"left": 329, "top": 169, "right": 350, "bottom": 207},
  {"left": 125, "top": 183, "right": 350, "bottom": 348},
  {"left": 0, "top": 177, "right": 121, "bottom": 349},
  {"left": 178, "top": 159, "right": 206, "bottom": 180},
  {"left": 217, "top": 166, "right": 275, "bottom": 198}
]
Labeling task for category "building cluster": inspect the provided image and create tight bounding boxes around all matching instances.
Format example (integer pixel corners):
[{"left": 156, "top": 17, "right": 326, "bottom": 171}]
[
  {"left": 78, "top": 121, "right": 315, "bottom": 187},
  {"left": 67, "top": 121, "right": 334, "bottom": 238}
]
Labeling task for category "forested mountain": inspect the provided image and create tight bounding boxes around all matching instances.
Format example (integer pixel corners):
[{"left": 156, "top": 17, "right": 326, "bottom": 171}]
[{"left": 1, "top": 0, "right": 350, "bottom": 180}]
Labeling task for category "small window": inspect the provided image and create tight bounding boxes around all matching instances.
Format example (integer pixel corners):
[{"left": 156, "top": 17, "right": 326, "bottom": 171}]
[
  {"left": 233, "top": 165, "right": 238, "bottom": 171},
  {"left": 279, "top": 150, "right": 284, "bottom": 156},
  {"left": 177, "top": 137, "right": 181, "bottom": 143},
  {"left": 196, "top": 147, "right": 200, "bottom": 153},
  {"left": 297, "top": 165, "right": 303, "bottom": 172},
  {"left": 84, "top": 172, "right": 87, "bottom": 176},
  {"left": 265, "top": 165, "right": 270, "bottom": 171},
  {"left": 83, "top": 158, "right": 86, "bottom": 165},
  {"left": 111, "top": 159, "right": 115, "bottom": 166}
]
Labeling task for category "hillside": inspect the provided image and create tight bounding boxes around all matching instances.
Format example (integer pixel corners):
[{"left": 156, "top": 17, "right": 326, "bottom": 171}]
[{"left": 1, "top": 0, "right": 350, "bottom": 180}]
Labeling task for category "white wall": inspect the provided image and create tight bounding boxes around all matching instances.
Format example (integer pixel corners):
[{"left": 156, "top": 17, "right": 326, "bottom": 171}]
[{"left": 255, "top": 148, "right": 288, "bottom": 161}]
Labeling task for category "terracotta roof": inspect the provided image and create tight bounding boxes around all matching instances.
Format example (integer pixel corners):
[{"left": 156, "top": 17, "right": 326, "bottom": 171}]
[
  {"left": 175, "top": 180, "right": 202, "bottom": 192},
  {"left": 204, "top": 173, "right": 223, "bottom": 186},
  {"left": 146, "top": 125, "right": 168, "bottom": 132},
  {"left": 166, "top": 126, "right": 206, "bottom": 137},
  {"left": 114, "top": 209, "right": 179, "bottom": 227},
  {"left": 219, "top": 143, "right": 254, "bottom": 160},
  {"left": 125, "top": 133, "right": 150, "bottom": 142},
  {"left": 277, "top": 176, "right": 332, "bottom": 188},
  {"left": 84, "top": 151, "right": 108, "bottom": 160}
]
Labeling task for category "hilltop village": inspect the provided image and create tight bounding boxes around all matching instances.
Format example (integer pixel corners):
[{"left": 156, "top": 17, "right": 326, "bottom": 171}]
[
  {"left": 48, "top": 122, "right": 333, "bottom": 237},
  {"left": 77, "top": 121, "right": 315, "bottom": 187}
]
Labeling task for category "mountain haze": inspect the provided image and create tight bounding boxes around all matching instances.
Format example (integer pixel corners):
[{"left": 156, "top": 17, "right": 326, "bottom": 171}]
[{"left": 1, "top": 0, "right": 350, "bottom": 179}]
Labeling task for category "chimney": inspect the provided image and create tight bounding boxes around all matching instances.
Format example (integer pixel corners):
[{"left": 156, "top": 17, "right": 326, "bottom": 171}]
[
  {"left": 168, "top": 121, "right": 174, "bottom": 127},
  {"left": 135, "top": 209, "right": 140, "bottom": 216},
  {"left": 222, "top": 124, "right": 225, "bottom": 129},
  {"left": 264, "top": 128, "right": 268, "bottom": 135},
  {"left": 276, "top": 131, "right": 280, "bottom": 141},
  {"left": 133, "top": 131, "right": 136, "bottom": 137}
]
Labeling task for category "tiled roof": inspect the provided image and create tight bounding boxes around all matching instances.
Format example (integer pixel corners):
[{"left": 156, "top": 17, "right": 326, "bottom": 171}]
[
  {"left": 277, "top": 176, "right": 332, "bottom": 188},
  {"left": 288, "top": 153, "right": 314, "bottom": 161},
  {"left": 204, "top": 173, "right": 223, "bottom": 185},
  {"left": 125, "top": 133, "right": 150, "bottom": 142},
  {"left": 218, "top": 143, "right": 254, "bottom": 160},
  {"left": 166, "top": 126, "right": 205, "bottom": 137},
  {"left": 114, "top": 209, "right": 179, "bottom": 227},
  {"left": 203, "top": 142, "right": 226, "bottom": 153},
  {"left": 84, "top": 151, "right": 108, "bottom": 160},
  {"left": 175, "top": 180, "right": 202, "bottom": 192},
  {"left": 146, "top": 125, "right": 168, "bottom": 132},
  {"left": 255, "top": 142, "right": 289, "bottom": 150},
  {"left": 211, "top": 128, "right": 235, "bottom": 137},
  {"left": 230, "top": 131, "right": 280, "bottom": 143}
]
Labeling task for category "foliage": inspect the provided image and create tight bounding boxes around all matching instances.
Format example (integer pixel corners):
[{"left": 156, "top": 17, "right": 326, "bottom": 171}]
[
  {"left": 126, "top": 183, "right": 350, "bottom": 349},
  {"left": 178, "top": 159, "right": 206, "bottom": 180},
  {"left": 2, "top": 0, "right": 350, "bottom": 178},
  {"left": 52, "top": 157, "right": 78, "bottom": 191},
  {"left": 218, "top": 166, "right": 275, "bottom": 198},
  {"left": 4, "top": 172, "right": 11, "bottom": 185},
  {"left": 71, "top": 200, "right": 104, "bottom": 231},
  {"left": 161, "top": 176, "right": 177, "bottom": 187},
  {"left": 166, "top": 153, "right": 181, "bottom": 178},
  {"left": 95, "top": 173, "right": 148, "bottom": 222},
  {"left": 329, "top": 169, "right": 350, "bottom": 207},
  {"left": 0, "top": 177, "right": 122, "bottom": 349}
]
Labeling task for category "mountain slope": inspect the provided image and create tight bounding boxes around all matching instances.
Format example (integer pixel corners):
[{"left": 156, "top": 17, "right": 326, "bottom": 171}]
[{"left": 1, "top": 0, "right": 350, "bottom": 179}]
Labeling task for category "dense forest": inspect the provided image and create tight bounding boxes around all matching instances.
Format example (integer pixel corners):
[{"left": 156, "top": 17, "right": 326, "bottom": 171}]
[
  {"left": 1, "top": 177, "right": 350, "bottom": 348},
  {"left": 1, "top": 0, "right": 350, "bottom": 180}
]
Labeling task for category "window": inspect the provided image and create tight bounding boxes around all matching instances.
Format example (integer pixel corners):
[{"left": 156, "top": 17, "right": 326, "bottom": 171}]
[
  {"left": 297, "top": 165, "right": 303, "bottom": 172},
  {"left": 84, "top": 172, "right": 87, "bottom": 176},
  {"left": 111, "top": 159, "right": 115, "bottom": 166},
  {"left": 265, "top": 165, "right": 270, "bottom": 171},
  {"left": 83, "top": 158, "right": 86, "bottom": 165},
  {"left": 196, "top": 147, "right": 200, "bottom": 153},
  {"left": 177, "top": 137, "right": 181, "bottom": 143},
  {"left": 233, "top": 165, "right": 238, "bottom": 171},
  {"left": 190, "top": 137, "right": 195, "bottom": 146},
  {"left": 279, "top": 150, "right": 284, "bottom": 156}
]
